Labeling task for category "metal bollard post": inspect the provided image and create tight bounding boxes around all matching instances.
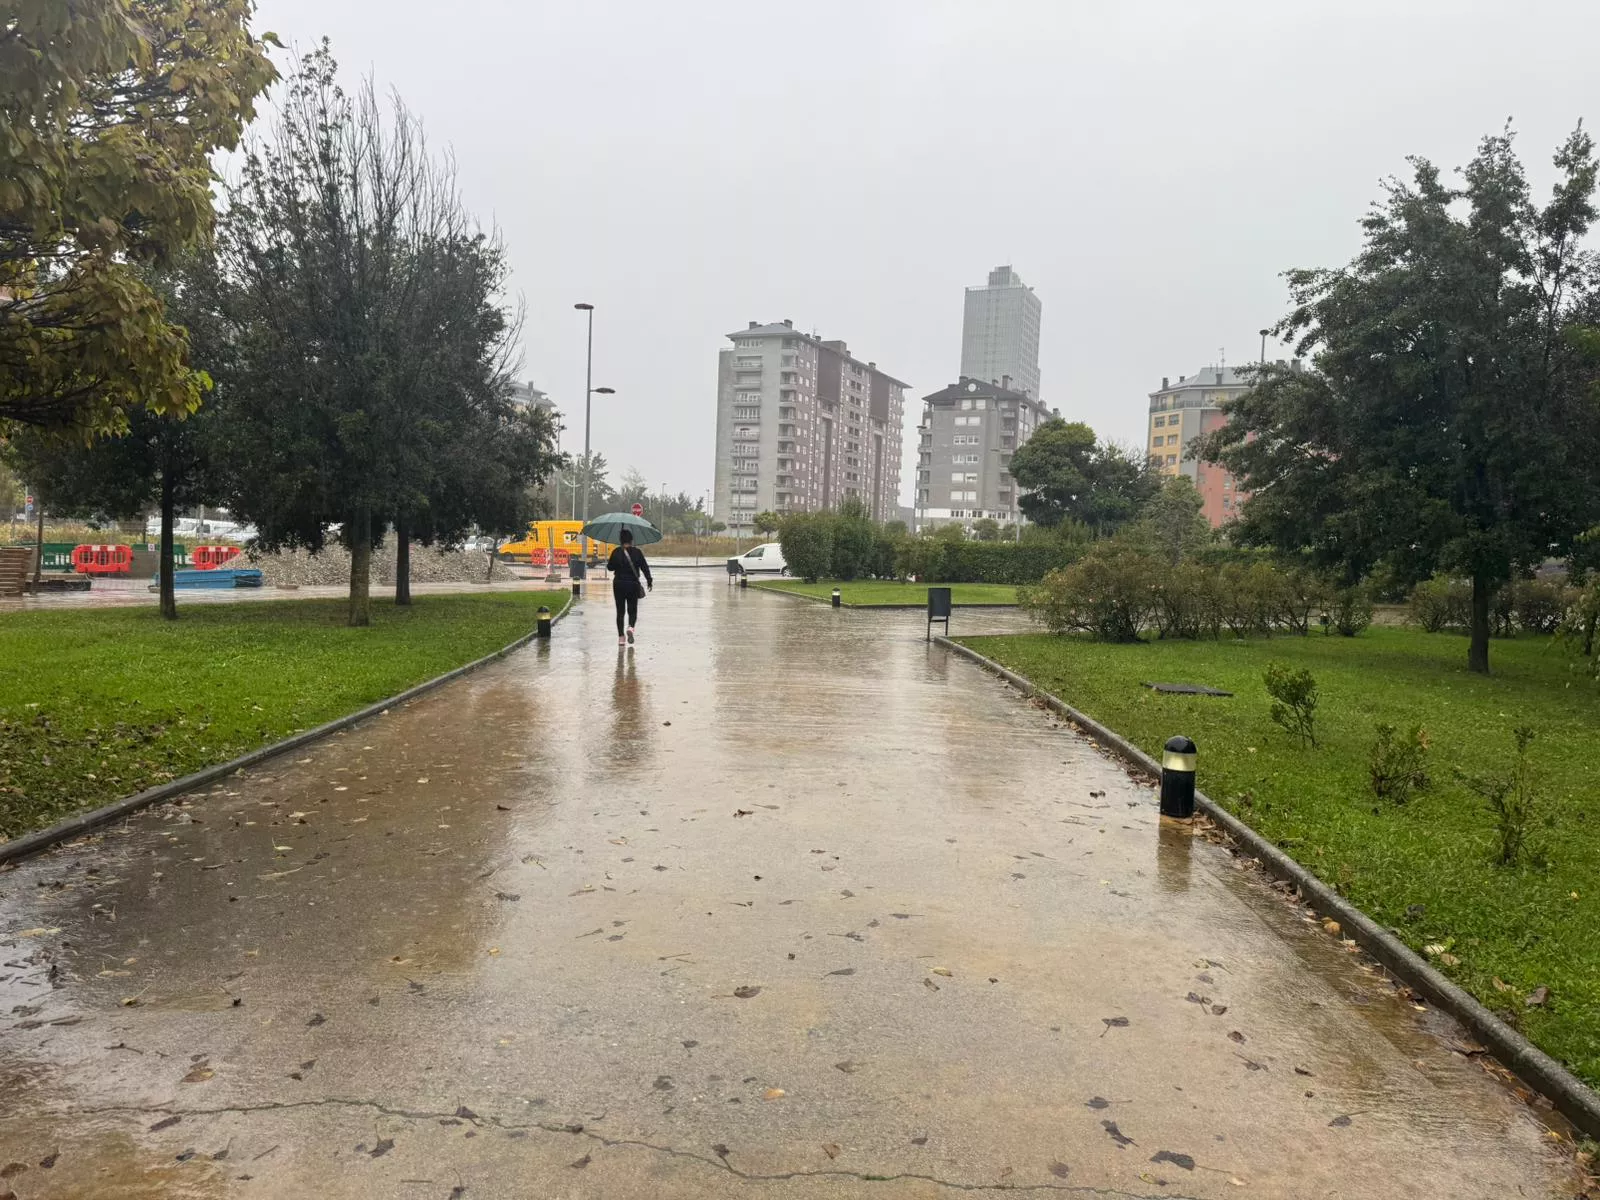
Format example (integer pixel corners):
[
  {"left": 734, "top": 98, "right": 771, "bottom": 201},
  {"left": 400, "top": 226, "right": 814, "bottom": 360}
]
[
  {"left": 738, "top": 574, "right": 748, "bottom": 589},
  {"left": 536, "top": 605, "right": 551, "bottom": 639},
  {"left": 1159, "top": 735, "right": 1197, "bottom": 819},
  {"left": 571, "top": 581, "right": 580, "bottom": 598},
  {"left": 831, "top": 588, "right": 842, "bottom": 608}
]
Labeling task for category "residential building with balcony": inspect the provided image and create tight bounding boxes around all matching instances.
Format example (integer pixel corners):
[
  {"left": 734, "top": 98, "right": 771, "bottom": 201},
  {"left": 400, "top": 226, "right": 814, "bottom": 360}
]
[
  {"left": 1147, "top": 363, "right": 1280, "bottom": 527},
  {"left": 960, "top": 265, "right": 1042, "bottom": 401},
  {"left": 915, "top": 376, "right": 1051, "bottom": 531},
  {"left": 712, "top": 320, "right": 907, "bottom": 534}
]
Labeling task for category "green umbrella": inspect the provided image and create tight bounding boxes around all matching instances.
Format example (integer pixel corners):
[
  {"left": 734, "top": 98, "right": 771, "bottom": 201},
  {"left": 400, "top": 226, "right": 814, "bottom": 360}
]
[{"left": 580, "top": 512, "right": 663, "bottom": 546}]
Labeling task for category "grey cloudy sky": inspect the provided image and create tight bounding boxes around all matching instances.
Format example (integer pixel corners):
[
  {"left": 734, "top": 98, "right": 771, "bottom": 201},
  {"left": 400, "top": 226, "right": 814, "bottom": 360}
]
[{"left": 253, "top": 0, "right": 1599, "bottom": 506}]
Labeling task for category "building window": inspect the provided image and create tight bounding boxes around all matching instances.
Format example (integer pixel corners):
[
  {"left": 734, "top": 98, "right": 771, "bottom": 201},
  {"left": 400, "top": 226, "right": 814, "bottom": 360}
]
[
  {"left": 1154, "top": 416, "right": 1165, "bottom": 428},
  {"left": 1167, "top": 434, "right": 1179, "bottom": 445},
  {"left": 1166, "top": 454, "right": 1177, "bottom": 465}
]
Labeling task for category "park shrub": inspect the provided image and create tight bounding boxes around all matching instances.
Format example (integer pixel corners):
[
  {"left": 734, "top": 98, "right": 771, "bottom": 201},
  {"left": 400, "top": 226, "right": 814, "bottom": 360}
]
[
  {"left": 1409, "top": 575, "right": 1471, "bottom": 632},
  {"left": 1513, "top": 578, "right": 1573, "bottom": 634},
  {"left": 829, "top": 504, "right": 877, "bottom": 582},
  {"left": 1558, "top": 581, "right": 1600, "bottom": 674},
  {"left": 1217, "top": 562, "right": 1276, "bottom": 637},
  {"left": 1458, "top": 726, "right": 1540, "bottom": 867},
  {"left": 1276, "top": 568, "right": 1329, "bottom": 636},
  {"left": 900, "top": 538, "right": 1083, "bottom": 586},
  {"left": 1264, "top": 661, "right": 1319, "bottom": 748},
  {"left": 1328, "top": 584, "right": 1375, "bottom": 637},
  {"left": 1020, "top": 544, "right": 1155, "bottom": 642},
  {"left": 778, "top": 513, "right": 833, "bottom": 582},
  {"left": 1368, "top": 722, "right": 1430, "bottom": 803},
  {"left": 1152, "top": 561, "right": 1222, "bottom": 640}
]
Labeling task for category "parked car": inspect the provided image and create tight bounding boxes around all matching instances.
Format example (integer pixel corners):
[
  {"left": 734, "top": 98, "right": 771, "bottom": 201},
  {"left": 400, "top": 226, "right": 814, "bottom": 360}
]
[{"left": 728, "top": 542, "right": 787, "bottom": 575}]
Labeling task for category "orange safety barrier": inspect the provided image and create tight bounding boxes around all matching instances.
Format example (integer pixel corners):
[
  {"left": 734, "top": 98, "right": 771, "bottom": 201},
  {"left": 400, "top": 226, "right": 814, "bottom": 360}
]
[
  {"left": 70, "top": 544, "right": 133, "bottom": 575},
  {"left": 528, "top": 547, "right": 550, "bottom": 566},
  {"left": 192, "top": 545, "right": 242, "bottom": 570}
]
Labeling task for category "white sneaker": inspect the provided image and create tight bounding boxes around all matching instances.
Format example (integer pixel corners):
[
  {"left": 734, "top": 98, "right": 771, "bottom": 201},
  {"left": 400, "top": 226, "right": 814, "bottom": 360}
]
[
  {"left": 618, "top": 636, "right": 626, "bottom": 646},
  {"left": 626, "top": 627, "right": 636, "bottom": 645}
]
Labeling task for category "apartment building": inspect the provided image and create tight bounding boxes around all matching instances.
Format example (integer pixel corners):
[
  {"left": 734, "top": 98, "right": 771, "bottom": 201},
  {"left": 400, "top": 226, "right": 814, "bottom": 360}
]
[
  {"left": 915, "top": 376, "right": 1052, "bottom": 530},
  {"left": 713, "top": 320, "right": 907, "bottom": 534},
  {"left": 960, "top": 265, "right": 1042, "bottom": 401},
  {"left": 1146, "top": 364, "right": 1256, "bottom": 527}
]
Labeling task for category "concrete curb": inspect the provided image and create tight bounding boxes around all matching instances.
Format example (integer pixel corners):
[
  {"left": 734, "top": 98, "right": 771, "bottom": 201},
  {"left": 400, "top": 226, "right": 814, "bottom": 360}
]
[
  {"left": 0, "top": 593, "right": 574, "bottom": 868},
  {"left": 933, "top": 634, "right": 1600, "bottom": 1140}
]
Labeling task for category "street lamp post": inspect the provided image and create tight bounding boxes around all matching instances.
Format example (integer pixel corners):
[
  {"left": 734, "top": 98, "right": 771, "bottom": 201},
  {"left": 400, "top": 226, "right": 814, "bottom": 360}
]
[
  {"left": 573, "top": 302, "right": 614, "bottom": 571},
  {"left": 1259, "top": 328, "right": 1270, "bottom": 379}
]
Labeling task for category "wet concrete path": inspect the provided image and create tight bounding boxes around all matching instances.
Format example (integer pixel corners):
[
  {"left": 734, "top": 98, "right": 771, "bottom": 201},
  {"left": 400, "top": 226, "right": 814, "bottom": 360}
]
[{"left": 0, "top": 576, "right": 1577, "bottom": 1198}]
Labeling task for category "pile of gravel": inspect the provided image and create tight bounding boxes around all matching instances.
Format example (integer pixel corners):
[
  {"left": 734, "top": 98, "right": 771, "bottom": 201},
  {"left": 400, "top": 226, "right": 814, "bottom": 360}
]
[{"left": 234, "top": 544, "right": 497, "bottom": 588}]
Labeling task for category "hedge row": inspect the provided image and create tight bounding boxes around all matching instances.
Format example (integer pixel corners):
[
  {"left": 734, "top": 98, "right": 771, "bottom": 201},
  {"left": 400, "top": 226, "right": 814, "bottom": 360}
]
[{"left": 778, "top": 512, "right": 1087, "bottom": 585}]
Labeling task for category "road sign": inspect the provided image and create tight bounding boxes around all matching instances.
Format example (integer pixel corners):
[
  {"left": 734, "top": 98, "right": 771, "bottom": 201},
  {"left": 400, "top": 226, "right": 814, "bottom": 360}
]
[
  {"left": 631, "top": 503, "right": 643, "bottom": 517},
  {"left": 24, "top": 495, "right": 33, "bottom": 517}
]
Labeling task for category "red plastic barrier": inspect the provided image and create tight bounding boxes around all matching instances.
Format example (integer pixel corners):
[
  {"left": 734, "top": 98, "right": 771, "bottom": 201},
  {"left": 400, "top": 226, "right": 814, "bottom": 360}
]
[
  {"left": 70, "top": 544, "right": 133, "bottom": 576},
  {"left": 192, "top": 545, "right": 241, "bottom": 570},
  {"left": 528, "top": 547, "right": 550, "bottom": 566}
]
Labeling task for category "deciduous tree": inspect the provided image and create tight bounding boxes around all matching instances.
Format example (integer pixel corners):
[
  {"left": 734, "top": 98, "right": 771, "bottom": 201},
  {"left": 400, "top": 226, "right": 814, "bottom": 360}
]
[
  {"left": 1202, "top": 126, "right": 1600, "bottom": 673},
  {"left": 0, "top": 0, "right": 275, "bottom": 432},
  {"left": 1009, "top": 419, "right": 1157, "bottom": 536}
]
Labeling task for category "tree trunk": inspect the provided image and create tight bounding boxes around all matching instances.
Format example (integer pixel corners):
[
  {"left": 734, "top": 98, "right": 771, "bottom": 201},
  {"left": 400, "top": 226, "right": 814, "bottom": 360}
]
[
  {"left": 158, "top": 475, "right": 177, "bottom": 621},
  {"left": 32, "top": 503, "right": 44, "bottom": 587},
  {"left": 485, "top": 539, "right": 497, "bottom": 582},
  {"left": 348, "top": 510, "right": 372, "bottom": 627},
  {"left": 1468, "top": 573, "right": 1492, "bottom": 674},
  {"left": 395, "top": 516, "right": 411, "bottom": 607}
]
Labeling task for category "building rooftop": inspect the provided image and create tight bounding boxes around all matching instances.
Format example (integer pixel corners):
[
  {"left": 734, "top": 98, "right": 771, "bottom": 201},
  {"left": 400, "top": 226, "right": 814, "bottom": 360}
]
[
  {"left": 727, "top": 320, "right": 910, "bottom": 387},
  {"left": 922, "top": 375, "right": 1050, "bottom": 415}
]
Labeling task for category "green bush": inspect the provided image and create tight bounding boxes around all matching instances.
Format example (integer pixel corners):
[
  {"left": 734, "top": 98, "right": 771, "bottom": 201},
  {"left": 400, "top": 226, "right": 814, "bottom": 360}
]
[
  {"left": 778, "top": 513, "right": 833, "bottom": 582},
  {"left": 1513, "top": 578, "right": 1573, "bottom": 635},
  {"left": 1152, "top": 561, "right": 1222, "bottom": 640},
  {"left": 1409, "top": 575, "right": 1471, "bottom": 633},
  {"left": 1264, "top": 661, "right": 1319, "bottom": 748},
  {"left": 899, "top": 538, "right": 1083, "bottom": 586},
  {"left": 1020, "top": 544, "right": 1155, "bottom": 642},
  {"left": 1329, "top": 584, "right": 1375, "bottom": 637},
  {"left": 829, "top": 502, "right": 877, "bottom": 582},
  {"left": 1276, "top": 568, "right": 1329, "bottom": 636},
  {"left": 1218, "top": 562, "right": 1280, "bottom": 637},
  {"left": 1368, "top": 722, "right": 1430, "bottom": 803}
]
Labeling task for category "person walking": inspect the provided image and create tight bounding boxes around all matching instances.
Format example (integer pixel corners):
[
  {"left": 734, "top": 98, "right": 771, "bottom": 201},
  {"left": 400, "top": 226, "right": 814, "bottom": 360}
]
[{"left": 607, "top": 528, "right": 653, "bottom": 647}]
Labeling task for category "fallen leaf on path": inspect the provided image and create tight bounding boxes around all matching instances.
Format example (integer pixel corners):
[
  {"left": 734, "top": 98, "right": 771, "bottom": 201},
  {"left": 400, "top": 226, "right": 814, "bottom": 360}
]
[
  {"left": 1526, "top": 986, "right": 1550, "bottom": 1008},
  {"left": 38, "top": 1154, "right": 56, "bottom": 1169},
  {"left": 822, "top": 1143, "right": 840, "bottom": 1160},
  {"left": 1329, "top": 1115, "right": 1352, "bottom": 1128},
  {"left": 180, "top": 1064, "right": 214, "bottom": 1084},
  {"left": 931, "top": 967, "right": 952, "bottom": 977},
  {"left": 1228, "top": 1031, "right": 1246, "bottom": 1044},
  {"left": 1048, "top": 1162, "right": 1070, "bottom": 1178},
  {"left": 488, "top": 947, "right": 501, "bottom": 957},
  {"left": 733, "top": 809, "right": 753, "bottom": 818},
  {"left": 148, "top": 1115, "right": 181, "bottom": 1132},
  {"left": 1492, "top": 977, "right": 1513, "bottom": 993},
  {"left": 712, "top": 1144, "right": 730, "bottom": 1159},
  {"left": 1211, "top": 1005, "right": 1228, "bottom": 1016},
  {"left": 763, "top": 1088, "right": 785, "bottom": 1100},
  {"left": 923, "top": 978, "right": 940, "bottom": 992},
  {"left": 827, "top": 968, "right": 856, "bottom": 977},
  {"left": 732, "top": 986, "right": 761, "bottom": 999},
  {"left": 1322, "top": 920, "right": 1341, "bottom": 936},
  {"left": 1101, "top": 1120, "right": 1134, "bottom": 1147},
  {"left": 14, "top": 929, "right": 59, "bottom": 938},
  {"left": 119, "top": 997, "right": 140, "bottom": 1008},
  {"left": 835, "top": 1061, "right": 861, "bottom": 1074},
  {"left": 1100, "top": 1017, "right": 1130, "bottom": 1036},
  {"left": 1438, "top": 952, "right": 1460, "bottom": 967},
  {"left": 369, "top": 1139, "right": 394, "bottom": 1158},
  {"left": 1086, "top": 1097, "right": 1110, "bottom": 1109}
]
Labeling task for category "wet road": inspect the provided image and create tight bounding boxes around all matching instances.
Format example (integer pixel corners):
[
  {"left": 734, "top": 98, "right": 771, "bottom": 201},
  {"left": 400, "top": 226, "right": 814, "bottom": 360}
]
[{"left": 0, "top": 575, "right": 1577, "bottom": 1198}]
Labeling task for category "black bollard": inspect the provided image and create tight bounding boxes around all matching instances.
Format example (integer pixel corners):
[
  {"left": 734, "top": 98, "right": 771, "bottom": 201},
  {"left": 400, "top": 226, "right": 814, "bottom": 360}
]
[
  {"left": 739, "top": 574, "right": 748, "bottom": 589},
  {"left": 831, "top": 588, "right": 842, "bottom": 608},
  {"left": 536, "top": 605, "right": 551, "bottom": 639},
  {"left": 1159, "top": 735, "right": 1197, "bottom": 819},
  {"left": 571, "top": 581, "right": 580, "bottom": 598}
]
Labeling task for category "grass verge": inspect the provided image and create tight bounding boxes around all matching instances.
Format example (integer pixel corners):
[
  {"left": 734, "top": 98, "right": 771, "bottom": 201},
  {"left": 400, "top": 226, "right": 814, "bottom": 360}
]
[
  {"left": 959, "top": 625, "right": 1600, "bottom": 1088},
  {"left": 753, "top": 579, "right": 1018, "bottom": 607},
  {"left": 0, "top": 591, "right": 567, "bottom": 840}
]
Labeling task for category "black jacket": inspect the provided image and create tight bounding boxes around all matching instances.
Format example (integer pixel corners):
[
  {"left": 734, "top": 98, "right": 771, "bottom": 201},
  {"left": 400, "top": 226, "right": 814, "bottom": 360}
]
[{"left": 607, "top": 545, "right": 652, "bottom": 590}]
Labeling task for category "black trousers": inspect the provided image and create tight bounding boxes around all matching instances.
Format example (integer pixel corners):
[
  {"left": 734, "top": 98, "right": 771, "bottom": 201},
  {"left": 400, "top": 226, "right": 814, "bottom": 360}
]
[{"left": 614, "top": 587, "right": 639, "bottom": 636}]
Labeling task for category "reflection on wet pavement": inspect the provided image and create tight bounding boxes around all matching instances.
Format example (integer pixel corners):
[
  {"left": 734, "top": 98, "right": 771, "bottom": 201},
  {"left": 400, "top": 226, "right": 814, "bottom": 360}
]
[{"left": 0, "top": 576, "right": 1578, "bottom": 1198}]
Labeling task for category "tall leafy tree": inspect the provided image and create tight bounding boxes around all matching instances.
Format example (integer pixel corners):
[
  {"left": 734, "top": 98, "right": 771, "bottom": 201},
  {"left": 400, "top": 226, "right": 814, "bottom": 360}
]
[
  {"left": 1009, "top": 419, "right": 1158, "bottom": 536},
  {"left": 1202, "top": 126, "right": 1600, "bottom": 673},
  {"left": 1126, "top": 474, "right": 1211, "bottom": 566},
  {"left": 219, "top": 46, "right": 520, "bottom": 626},
  {"left": 0, "top": 0, "right": 275, "bottom": 432},
  {"left": 1, "top": 256, "right": 231, "bottom": 616}
]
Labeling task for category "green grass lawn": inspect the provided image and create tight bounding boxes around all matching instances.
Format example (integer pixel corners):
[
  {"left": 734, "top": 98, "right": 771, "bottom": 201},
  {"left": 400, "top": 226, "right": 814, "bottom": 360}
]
[
  {"left": 0, "top": 592, "right": 567, "bottom": 840},
  {"left": 752, "top": 579, "right": 1019, "bottom": 606},
  {"left": 960, "top": 625, "right": 1600, "bottom": 1088}
]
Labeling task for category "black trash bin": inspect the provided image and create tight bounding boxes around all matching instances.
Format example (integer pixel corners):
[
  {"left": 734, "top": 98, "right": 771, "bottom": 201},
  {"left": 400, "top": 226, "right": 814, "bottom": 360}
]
[{"left": 927, "top": 586, "right": 952, "bottom": 641}]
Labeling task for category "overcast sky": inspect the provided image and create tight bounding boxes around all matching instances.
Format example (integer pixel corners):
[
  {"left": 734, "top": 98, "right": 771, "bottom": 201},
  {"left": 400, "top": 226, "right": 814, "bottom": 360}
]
[{"left": 251, "top": 0, "right": 1600, "bottom": 507}]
